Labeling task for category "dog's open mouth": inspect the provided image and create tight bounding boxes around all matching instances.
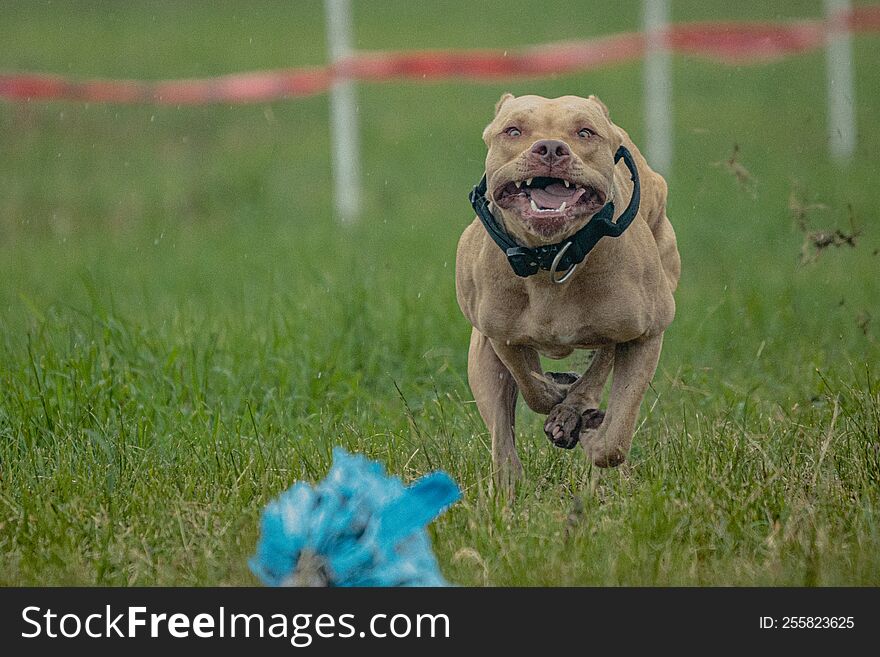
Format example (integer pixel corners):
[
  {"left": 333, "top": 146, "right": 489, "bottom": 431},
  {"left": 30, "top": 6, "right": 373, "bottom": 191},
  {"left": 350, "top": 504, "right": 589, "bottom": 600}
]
[{"left": 494, "top": 177, "right": 606, "bottom": 220}]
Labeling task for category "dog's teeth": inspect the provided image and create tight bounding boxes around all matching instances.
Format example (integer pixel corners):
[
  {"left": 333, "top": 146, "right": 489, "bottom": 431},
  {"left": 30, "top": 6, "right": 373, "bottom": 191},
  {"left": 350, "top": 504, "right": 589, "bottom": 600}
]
[
  {"left": 526, "top": 178, "right": 533, "bottom": 186},
  {"left": 558, "top": 202, "right": 567, "bottom": 212},
  {"left": 530, "top": 199, "right": 539, "bottom": 211},
  {"left": 564, "top": 180, "right": 571, "bottom": 188},
  {"left": 515, "top": 180, "right": 522, "bottom": 188}
]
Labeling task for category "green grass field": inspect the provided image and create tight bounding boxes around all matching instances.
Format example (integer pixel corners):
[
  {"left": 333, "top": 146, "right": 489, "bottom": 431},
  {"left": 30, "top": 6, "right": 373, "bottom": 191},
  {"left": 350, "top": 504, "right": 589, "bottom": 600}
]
[{"left": 1, "top": 0, "right": 878, "bottom": 586}]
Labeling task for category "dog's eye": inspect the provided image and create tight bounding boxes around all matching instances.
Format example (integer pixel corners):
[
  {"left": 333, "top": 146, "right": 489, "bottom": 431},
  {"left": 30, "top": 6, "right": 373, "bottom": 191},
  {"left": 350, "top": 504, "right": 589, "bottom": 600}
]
[
  {"left": 578, "top": 128, "right": 595, "bottom": 139},
  {"left": 504, "top": 126, "right": 522, "bottom": 137}
]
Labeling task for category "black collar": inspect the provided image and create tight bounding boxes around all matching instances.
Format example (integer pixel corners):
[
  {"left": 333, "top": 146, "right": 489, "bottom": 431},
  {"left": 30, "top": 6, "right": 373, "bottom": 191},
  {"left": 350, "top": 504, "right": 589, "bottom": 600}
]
[{"left": 469, "top": 145, "right": 641, "bottom": 282}]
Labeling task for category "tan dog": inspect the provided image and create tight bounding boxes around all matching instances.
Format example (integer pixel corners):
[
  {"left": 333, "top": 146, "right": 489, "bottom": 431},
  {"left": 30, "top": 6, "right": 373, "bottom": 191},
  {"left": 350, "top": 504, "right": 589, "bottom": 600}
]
[{"left": 456, "top": 93, "right": 680, "bottom": 488}]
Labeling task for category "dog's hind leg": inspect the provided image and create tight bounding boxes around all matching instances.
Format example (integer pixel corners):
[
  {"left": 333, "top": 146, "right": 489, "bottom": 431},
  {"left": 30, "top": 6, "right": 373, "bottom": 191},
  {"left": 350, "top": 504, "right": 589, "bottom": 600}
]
[
  {"left": 468, "top": 328, "right": 522, "bottom": 492},
  {"left": 544, "top": 346, "right": 614, "bottom": 449}
]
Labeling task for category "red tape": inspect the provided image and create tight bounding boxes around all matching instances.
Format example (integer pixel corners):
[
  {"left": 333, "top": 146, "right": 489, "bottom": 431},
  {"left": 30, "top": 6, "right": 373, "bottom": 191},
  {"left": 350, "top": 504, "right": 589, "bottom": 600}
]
[{"left": 1, "top": 7, "right": 879, "bottom": 105}]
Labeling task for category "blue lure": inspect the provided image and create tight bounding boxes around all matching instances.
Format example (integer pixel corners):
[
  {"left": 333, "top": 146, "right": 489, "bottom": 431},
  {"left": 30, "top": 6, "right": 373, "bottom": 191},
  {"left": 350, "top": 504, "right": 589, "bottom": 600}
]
[{"left": 250, "top": 448, "right": 461, "bottom": 587}]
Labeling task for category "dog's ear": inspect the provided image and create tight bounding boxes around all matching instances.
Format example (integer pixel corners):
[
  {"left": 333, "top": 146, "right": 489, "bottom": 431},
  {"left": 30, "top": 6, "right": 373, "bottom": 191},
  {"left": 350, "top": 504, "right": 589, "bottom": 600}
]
[
  {"left": 494, "top": 92, "right": 515, "bottom": 116},
  {"left": 589, "top": 95, "right": 624, "bottom": 148},
  {"left": 483, "top": 93, "right": 515, "bottom": 144},
  {"left": 588, "top": 94, "right": 610, "bottom": 118}
]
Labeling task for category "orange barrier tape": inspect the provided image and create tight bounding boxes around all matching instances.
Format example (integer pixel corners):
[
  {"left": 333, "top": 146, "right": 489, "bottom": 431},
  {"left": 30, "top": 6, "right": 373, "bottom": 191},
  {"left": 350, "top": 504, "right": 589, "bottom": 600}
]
[{"left": 1, "top": 7, "right": 878, "bottom": 105}]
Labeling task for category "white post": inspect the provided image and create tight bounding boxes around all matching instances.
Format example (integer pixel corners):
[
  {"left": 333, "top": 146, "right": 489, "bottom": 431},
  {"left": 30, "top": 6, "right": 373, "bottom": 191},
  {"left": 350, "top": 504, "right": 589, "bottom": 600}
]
[
  {"left": 825, "top": 0, "right": 856, "bottom": 162},
  {"left": 643, "top": 0, "right": 673, "bottom": 175},
  {"left": 324, "top": 0, "right": 361, "bottom": 222}
]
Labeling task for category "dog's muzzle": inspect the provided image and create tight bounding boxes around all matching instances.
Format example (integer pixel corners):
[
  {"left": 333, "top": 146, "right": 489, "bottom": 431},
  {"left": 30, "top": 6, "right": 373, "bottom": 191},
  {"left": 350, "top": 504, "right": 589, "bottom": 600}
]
[{"left": 469, "top": 145, "right": 641, "bottom": 282}]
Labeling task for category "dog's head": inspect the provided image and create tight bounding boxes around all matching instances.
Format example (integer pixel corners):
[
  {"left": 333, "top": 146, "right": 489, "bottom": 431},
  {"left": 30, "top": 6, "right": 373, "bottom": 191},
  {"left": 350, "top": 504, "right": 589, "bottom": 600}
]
[{"left": 482, "top": 93, "right": 624, "bottom": 245}]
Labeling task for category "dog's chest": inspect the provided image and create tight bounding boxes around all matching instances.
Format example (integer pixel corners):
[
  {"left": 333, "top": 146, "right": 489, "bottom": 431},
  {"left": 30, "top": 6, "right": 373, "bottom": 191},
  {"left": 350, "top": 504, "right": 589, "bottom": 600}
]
[
  {"left": 477, "top": 279, "right": 650, "bottom": 351},
  {"left": 523, "top": 297, "right": 635, "bottom": 351}
]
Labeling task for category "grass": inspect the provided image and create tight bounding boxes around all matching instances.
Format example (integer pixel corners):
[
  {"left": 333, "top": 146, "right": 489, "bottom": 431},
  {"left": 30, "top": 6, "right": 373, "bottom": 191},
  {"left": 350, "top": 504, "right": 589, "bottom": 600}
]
[{"left": 1, "top": 0, "right": 879, "bottom": 586}]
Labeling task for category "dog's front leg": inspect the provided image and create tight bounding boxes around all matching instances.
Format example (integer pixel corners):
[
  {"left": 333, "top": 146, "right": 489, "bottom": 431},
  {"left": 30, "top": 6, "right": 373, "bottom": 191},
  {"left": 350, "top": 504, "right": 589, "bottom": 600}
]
[
  {"left": 582, "top": 334, "right": 663, "bottom": 467},
  {"left": 544, "top": 345, "right": 615, "bottom": 449},
  {"left": 468, "top": 329, "right": 522, "bottom": 491},
  {"left": 489, "top": 339, "right": 570, "bottom": 414}
]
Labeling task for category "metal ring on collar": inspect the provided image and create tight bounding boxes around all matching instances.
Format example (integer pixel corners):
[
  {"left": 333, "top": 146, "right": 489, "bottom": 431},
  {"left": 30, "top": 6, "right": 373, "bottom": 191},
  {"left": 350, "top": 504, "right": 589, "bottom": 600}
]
[{"left": 549, "top": 241, "right": 577, "bottom": 284}]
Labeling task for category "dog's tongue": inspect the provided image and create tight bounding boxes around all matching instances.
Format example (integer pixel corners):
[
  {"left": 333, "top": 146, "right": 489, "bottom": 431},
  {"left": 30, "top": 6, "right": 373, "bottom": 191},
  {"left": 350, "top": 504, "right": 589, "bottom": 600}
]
[{"left": 530, "top": 183, "right": 586, "bottom": 209}]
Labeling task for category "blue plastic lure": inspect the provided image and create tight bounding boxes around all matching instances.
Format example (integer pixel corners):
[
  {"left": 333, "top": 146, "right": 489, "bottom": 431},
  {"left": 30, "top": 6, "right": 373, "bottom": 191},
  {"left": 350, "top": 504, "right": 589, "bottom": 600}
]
[{"left": 250, "top": 448, "right": 461, "bottom": 587}]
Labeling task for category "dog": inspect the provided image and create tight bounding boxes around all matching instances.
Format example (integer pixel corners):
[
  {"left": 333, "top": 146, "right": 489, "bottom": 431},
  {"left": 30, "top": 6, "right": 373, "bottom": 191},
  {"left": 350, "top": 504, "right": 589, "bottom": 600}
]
[{"left": 456, "top": 93, "right": 680, "bottom": 488}]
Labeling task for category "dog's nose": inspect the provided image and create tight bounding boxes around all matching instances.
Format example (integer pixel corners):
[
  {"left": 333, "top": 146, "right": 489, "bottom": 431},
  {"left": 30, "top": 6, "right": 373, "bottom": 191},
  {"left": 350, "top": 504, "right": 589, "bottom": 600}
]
[{"left": 529, "top": 139, "right": 572, "bottom": 166}]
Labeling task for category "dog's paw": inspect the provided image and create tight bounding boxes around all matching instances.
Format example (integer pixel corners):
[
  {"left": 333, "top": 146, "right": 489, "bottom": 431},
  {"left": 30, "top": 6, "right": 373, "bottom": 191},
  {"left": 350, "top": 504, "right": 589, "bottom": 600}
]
[
  {"left": 579, "top": 411, "right": 626, "bottom": 467},
  {"left": 577, "top": 408, "right": 606, "bottom": 451},
  {"left": 581, "top": 408, "right": 605, "bottom": 430},
  {"left": 544, "top": 403, "right": 583, "bottom": 450},
  {"left": 588, "top": 443, "right": 626, "bottom": 468},
  {"left": 492, "top": 457, "right": 524, "bottom": 497},
  {"left": 545, "top": 371, "right": 580, "bottom": 386}
]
